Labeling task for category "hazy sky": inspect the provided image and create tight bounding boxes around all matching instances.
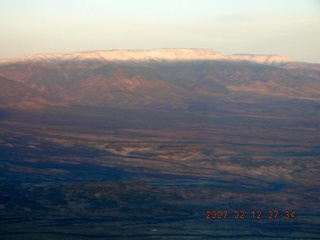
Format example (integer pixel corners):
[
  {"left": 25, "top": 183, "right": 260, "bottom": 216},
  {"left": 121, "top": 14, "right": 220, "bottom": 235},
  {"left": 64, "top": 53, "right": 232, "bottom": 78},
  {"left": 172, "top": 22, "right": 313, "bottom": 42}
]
[{"left": 1, "top": 0, "right": 319, "bottom": 62}]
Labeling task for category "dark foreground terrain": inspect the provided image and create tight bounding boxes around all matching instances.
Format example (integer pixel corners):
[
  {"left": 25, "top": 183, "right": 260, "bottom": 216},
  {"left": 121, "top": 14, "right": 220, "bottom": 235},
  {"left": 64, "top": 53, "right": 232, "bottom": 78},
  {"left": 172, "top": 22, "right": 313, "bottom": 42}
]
[{"left": 0, "top": 102, "right": 319, "bottom": 239}]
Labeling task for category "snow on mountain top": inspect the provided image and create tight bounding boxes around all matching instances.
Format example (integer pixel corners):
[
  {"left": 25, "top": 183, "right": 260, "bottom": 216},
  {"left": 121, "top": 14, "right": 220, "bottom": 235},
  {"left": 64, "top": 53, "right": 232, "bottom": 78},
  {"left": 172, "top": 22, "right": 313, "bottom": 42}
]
[
  {"left": 0, "top": 49, "right": 297, "bottom": 65},
  {"left": 230, "top": 54, "right": 297, "bottom": 64},
  {"left": 1, "top": 49, "right": 226, "bottom": 63}
]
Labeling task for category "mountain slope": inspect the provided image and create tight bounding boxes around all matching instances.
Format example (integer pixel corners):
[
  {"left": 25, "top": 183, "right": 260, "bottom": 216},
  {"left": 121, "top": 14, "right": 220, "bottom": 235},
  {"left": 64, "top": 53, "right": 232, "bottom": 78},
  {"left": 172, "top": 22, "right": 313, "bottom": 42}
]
[{"left": 0, "top": 49, "right": 319, "bottom": 110}]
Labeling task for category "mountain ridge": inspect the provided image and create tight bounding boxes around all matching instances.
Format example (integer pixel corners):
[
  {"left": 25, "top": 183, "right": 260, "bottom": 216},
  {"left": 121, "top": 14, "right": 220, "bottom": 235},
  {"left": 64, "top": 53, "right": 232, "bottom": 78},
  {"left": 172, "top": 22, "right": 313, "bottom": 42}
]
[
  {"left": 0, "top": 49, "right": 319, "bottom": 110},
  {"left": 0, "top": 49, "right": 299, "bottom": 65}
]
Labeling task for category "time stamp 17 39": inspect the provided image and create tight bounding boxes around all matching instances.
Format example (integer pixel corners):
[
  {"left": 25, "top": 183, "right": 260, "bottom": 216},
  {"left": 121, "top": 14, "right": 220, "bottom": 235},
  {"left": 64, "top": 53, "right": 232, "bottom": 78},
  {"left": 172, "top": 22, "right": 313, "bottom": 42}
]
[{"left": 206, "top": 210, "right": 296, "bottom": 220}]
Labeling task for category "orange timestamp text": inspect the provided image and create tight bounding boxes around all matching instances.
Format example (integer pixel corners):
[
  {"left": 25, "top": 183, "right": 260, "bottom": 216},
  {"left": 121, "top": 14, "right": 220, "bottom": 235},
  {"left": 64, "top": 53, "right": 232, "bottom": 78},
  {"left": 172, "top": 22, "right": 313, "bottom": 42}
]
[{"left": 205, "top": 210, "right": 295, "bottom": 220}]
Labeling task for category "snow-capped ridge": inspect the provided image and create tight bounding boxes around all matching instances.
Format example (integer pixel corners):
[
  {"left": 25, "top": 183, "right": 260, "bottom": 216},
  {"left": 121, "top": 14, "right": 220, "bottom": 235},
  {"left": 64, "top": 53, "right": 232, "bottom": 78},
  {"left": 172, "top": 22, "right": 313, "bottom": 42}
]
[
  {"left": 1, "top": 49, "right": 227, "bottom": 63},
  {"left": 0, "top": 49, "right": 298, "bottom": 65},
  {"left": 229, "top": 54, "right": 297, "bottom": 64}
]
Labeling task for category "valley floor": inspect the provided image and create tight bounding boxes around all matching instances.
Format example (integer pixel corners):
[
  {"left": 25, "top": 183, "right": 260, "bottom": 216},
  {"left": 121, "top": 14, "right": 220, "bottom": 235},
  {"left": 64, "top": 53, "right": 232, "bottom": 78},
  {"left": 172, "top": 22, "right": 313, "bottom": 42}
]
[{"left": 0, "top": 106, "right": 319, "bottom": 239}]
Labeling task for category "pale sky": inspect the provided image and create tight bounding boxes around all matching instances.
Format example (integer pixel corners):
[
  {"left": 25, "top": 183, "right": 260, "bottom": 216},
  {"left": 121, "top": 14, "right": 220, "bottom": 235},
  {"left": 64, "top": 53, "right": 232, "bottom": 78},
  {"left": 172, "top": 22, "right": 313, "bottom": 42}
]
[{"left": 1, "top": 0, "right": 319, "bottom": 63}]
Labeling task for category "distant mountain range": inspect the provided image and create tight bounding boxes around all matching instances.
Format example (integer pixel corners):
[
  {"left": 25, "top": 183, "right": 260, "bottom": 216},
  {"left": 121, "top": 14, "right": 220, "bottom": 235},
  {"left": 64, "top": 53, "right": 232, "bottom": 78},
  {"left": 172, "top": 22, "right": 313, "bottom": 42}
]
[
  {"left": 0, "top": 49, "right": 319, "bottom": 110},
  {"left": 0, "top": 49, "right": 298, "bottom": 64}
]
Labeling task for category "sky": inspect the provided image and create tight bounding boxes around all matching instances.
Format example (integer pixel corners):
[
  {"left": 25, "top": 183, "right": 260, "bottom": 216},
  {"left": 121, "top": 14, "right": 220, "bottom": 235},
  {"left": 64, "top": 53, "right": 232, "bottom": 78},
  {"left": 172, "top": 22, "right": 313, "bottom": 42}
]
[{"left": 1, "top": 0, "right": 319, "bottom": 63}]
